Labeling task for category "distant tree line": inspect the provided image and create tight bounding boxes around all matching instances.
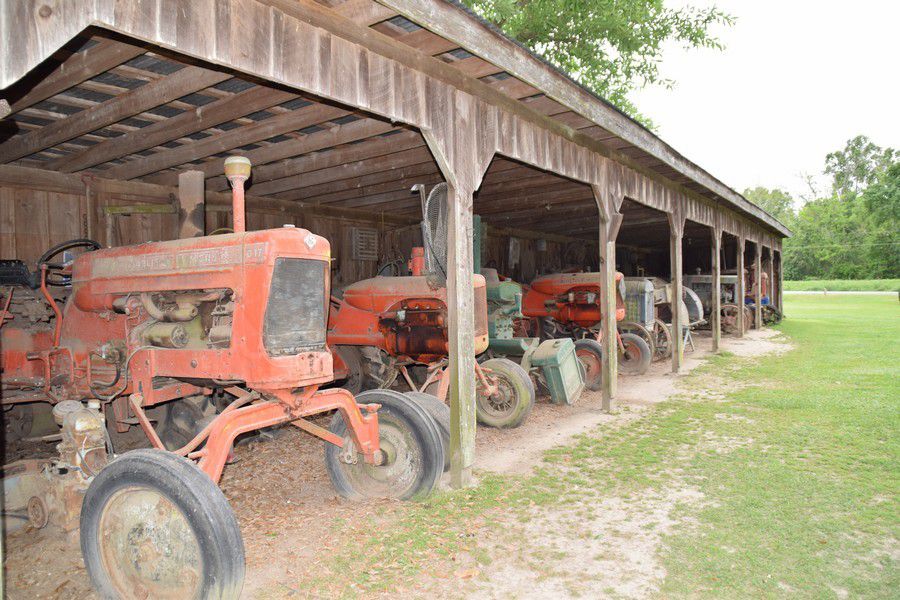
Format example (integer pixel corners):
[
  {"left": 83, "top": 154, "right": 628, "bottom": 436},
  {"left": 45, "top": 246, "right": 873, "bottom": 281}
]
[{"left": 744, "top": 136, "right": 899, "bottom": 280}]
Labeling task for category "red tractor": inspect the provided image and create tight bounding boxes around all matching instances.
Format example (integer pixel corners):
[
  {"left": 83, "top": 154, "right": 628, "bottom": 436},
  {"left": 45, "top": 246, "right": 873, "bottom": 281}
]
[
  {"left": 1, "top": 157, "right": 443, "bottom": 599},
  {"left": 328, "top": 183, "right": 536, "bottom": 430},
  {"left": 520, "top": 271, "right": 653, "bottom": 388}
]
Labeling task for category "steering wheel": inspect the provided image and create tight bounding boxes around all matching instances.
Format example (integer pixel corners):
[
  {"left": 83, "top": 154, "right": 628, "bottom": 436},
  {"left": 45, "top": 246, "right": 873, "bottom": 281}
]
[{"left": 38, "top": 238, "right": 101, "bottom": 286}]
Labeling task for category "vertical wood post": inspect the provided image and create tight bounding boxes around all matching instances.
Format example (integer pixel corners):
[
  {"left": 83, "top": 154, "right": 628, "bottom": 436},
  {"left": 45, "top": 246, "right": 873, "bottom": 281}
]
[
  {"left": 445, "top": 180, "right": 476, "bottom": 487},
  {"left": 772, "top": 250, "right": 784, "bottom": 315},
  {"left": 668, "top": 211, "right": 685, "bottom": 372},
  {"left": 592, "top": 186, "right": 621, "bottom": 412},
  {"left": 754, "top": 244, "right": 763, "bottom": 329},
  {"left": 766, "top": 246, "right": 775, "bottom": 313},
  {"left": 710, "top": 227, "right": 722, "bottom": 352},
  {"left": 736, "top": 236, "right": 746, "bottom": 337},
  {"left": 177, "top": 170, "right": 205, "bottom": 238},
  {"left": 422, "top": 104, "right": 492, "bottom": 488}
]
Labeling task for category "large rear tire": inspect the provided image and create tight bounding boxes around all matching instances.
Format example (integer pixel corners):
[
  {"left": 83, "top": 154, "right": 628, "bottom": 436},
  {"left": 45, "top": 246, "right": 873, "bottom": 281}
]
[
  {"left": 618, "top": 332, "right": 652, "bottom": 376},
  {"left": 325, "top": 389, "right": 443, "bottom": 501},
  {"left": 403, "top": 391, "right": 450, "bottom": 472},
  {"left": 475, "top": 358, "right": 535, "bottom": 429},
  {"left": 574, "top": 339, "right": 604, "bottom": 391},
  {"left": 80, "top": 449, "right": 244, "bottom": 600}
]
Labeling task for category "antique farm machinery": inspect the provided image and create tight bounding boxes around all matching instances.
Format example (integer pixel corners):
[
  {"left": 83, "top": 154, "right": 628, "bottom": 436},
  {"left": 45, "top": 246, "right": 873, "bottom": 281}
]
[
  {"left": 328, "top": 183, "right": 536, "bottom": 429},
  {"left": 520, "top": 271, "right": 653, "bottom": 388},
  {"left": 1, "top": 157, "right": 443, "bottom": 599}
]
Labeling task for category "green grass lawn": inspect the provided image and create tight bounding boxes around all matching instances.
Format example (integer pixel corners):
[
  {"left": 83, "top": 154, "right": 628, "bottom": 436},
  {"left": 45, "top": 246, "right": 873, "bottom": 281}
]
[
  {"left": 277, "top": 294, "right": 899, "bottom": 598},
  {"left": 784, "top": 278, "right": 900, "bottom": 291}
]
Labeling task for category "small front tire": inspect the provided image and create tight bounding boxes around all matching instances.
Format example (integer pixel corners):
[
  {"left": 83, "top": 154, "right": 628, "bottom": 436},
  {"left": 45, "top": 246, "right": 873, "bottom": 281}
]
[
  {"left": 325, "top": 389, "right": 444, "bottom": 501},
  {"left": 618, "top": 332, "right": 652, "bottom": 375},
  {"left": 404, "top": 391, "right": 451, "bottom": 472},
  {"left": 574, "top": 339, "right": 604, "bottom": 391},
  {"left": 475, "top": 358, "right": 535, "bottom": 429},
  {"left": 80, "top": 449, "right": 244, "bottom": 600}
]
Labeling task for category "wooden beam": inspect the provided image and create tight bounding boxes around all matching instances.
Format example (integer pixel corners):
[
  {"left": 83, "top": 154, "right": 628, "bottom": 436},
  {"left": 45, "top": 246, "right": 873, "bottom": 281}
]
[
  {"left": 668, "top": 211, "right": 685, "bottom": 373},
  {"left": 163, "top": 118, "right": 398, "bottom": 188},
  {"left": 48, "top": 85, "right": 297, "bottom": 172},
  {"left": 711, "top": 227, "right": 722, "bottom": 352},
  {"left": 4, "top": 38, "right": 146, "bottom": 115},
  {"left": 736, "top": 237, "right": 746, "bottom": 337},
  {"left": 105, "top": 102, "right": 352, "bottom": 181},
  {"left": 0, "top": 164, "right": 418, "bottom": 225},
  {"left": 0, "top": 66, "right": 230, "bottom": 163},
  {"left": 225, "top": 129, "right": 423, "bottom": 191},
  {"left": 754, "top": 245, "right": 763, "bottom": 330},
  {"left": 379, "top": 0, "right": 790, "bottom": 237},
  {"left": 178, "top": 171, "right": 205, "bottom": 238},
  {"left": 333, "top": 0, "right": 396, "bottom": 25},
  {"left": 251, "top": 145, "right": 433, "bottom": 196}
]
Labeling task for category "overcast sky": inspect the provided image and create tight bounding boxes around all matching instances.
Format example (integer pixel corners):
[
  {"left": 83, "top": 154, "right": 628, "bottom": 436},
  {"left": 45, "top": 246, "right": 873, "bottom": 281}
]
[{"left": 629, "top": 0, "right": 900, "bottom": 203}]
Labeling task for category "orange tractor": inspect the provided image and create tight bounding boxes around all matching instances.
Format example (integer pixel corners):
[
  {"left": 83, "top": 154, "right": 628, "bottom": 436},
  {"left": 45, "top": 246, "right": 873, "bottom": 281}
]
[
  {"left": 328, "top": 184, "right": 536, "bottom": 430},
  {"left": 1, "top": 157, "right": 443, "bottom": 599},
  {"left": 520, "top": 271, "right": 653, "bottom": 388}
]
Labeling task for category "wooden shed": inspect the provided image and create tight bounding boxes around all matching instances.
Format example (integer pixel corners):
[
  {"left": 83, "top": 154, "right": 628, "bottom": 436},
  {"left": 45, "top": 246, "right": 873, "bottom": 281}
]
[{"left": 0, "top": 0, "right": 789, "bottom": 486}]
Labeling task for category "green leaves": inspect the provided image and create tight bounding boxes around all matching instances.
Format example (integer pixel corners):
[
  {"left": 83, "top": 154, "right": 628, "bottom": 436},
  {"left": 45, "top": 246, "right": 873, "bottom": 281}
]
[
  {"left": 782, "top": 136, "right": 899, "bottom": 280},
  {"left": 462, "top": 0, "right": 733, "bottom": 123}
]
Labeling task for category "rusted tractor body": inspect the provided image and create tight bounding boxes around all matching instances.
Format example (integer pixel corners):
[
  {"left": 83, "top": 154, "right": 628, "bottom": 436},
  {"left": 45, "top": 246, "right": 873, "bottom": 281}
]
[
  {"left": 329, "top": 272, "right": 489, "bottom": 373},
  {"left": 520, "top": 271, "right": 652, "bottom": 385},
  {"left": 1, "top": 158, "right": 443, "bottom": 599}
]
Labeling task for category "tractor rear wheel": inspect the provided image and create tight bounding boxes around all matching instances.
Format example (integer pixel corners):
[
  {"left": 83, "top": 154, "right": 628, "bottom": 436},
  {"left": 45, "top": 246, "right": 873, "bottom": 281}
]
[
  {"left": 618, "top": 333, "right": 652, "bottom": 376},
  {"left": 653, "top": 319, "right": 672, "bottom": 360},
  {"left": 80, "top": 449, "right": 244, "bottom": 600},
  {"left": 325, "top": 390, "right": 443, "bottom": 501},
  {"left": 574, "top": 339, "right": 604, "bottom": 391},
  {"left": 619, "top": 321, "right": 656, "bottom": 359},
  {"left": 403, "top": 391, "right": 450, "bottom": 472},
  {"left": 475, "top": 358, "right": 535, "bottom": 429}
]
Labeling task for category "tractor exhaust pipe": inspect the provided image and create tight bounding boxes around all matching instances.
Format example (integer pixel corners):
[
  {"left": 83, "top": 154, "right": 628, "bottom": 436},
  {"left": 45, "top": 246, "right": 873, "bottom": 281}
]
[{"left": 224, "top": 156, "right": 251, "bottom": 233}]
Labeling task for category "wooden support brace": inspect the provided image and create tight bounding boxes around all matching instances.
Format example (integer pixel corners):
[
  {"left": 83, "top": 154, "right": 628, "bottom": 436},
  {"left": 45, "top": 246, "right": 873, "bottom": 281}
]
[
  {"left": 668, "top": 210, "right": 685, "bottom": 373},
  {"left": 754, "top": 246, "right": 763, "bottom": 329},
  {"left": 422, "top": 126, "right": 485, "bottom": 489},
  {"left": 711, "top": 226, "right": 723, "bottom": 352},
  {"left": 592, "top": 185, "right": 622, "bottom": 412},
  {"left": 736, "top": 237, "right": 746, "bottom": 338}
]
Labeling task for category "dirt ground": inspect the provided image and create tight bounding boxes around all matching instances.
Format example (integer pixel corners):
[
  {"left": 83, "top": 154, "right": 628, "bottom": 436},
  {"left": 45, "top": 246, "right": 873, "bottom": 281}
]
[{"left": 1, "top": 329, "right": 786, "bottom": 599}]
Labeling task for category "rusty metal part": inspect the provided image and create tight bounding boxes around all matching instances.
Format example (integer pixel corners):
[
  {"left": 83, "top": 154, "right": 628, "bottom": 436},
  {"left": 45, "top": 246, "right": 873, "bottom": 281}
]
[
  {"left": 26, "top": 495, "right": 49, "bottom": 529},
  {"left": 98, "top": 486, "right": 203, "bottom": 598},
  {"left": 142, "top": 322, "right": 189, "bottom": 348}
]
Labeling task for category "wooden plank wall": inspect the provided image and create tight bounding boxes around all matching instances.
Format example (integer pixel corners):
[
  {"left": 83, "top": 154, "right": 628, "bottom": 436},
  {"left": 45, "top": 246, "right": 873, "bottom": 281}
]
[{"left": 1, "top": 184, "right": 578, "bottom": 288}]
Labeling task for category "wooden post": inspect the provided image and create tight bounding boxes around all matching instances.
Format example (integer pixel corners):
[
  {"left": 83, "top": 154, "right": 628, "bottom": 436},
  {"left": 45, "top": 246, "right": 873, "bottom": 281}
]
[
  {"left": 177, "top": 170, "right": 205, "bottom": 238},
  {"left": 772, "top": 250, "right": 784, "bottom": 316},
  {"left": 593, "top": 186, "right": 621, "bottom": 412},
  {"left": 710, "top": 227, "right": 722, "bottom": 352},
  {"left": 766, "top": 246, "right": 775, "bottom": 313},
  {"left": 754, "top": 245, "right": 763, "bottom": 329},
  {"left": 736, "top": 237, "right": 746, "bottom": 337},
  {"left": 422, "top": 115, "right": 491, "bottom": 489},
  {"left": 668, "top": 211, "right": 685, "bottom": 372}
]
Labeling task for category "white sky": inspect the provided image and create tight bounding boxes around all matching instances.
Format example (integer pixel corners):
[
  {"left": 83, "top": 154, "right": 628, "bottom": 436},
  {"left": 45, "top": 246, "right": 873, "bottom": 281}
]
[{"left": 629, "top": 0, "right": 900, "bottom": 203}]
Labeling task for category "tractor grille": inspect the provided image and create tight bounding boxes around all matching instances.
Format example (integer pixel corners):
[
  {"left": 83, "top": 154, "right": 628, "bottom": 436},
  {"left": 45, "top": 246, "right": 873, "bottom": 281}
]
[
  {"left": 474, "top": 284, "right": 488, "bottom": 338},
  {"left": 263, "top": 258, "right": 327, "bottom": 355}
]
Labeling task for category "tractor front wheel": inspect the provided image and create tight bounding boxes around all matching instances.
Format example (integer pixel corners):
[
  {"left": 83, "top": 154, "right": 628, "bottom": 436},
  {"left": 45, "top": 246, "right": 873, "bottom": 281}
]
[
  {"left": 618, "top": 333, "right": 652, "bottom": 376},
  {"left": 80, "top": 449, "right": 245, "bottom": 600},
  {"left": 574, "top": 339, "right": 604, "bottom": 391},
  {"left": 403, "top": 391, "right": 450, "bottom": 472},
  {"left": 475, "top": 358, "right": 535, "bottom": 429},
  {"left": 325, "top": 389, "right": 444, "bottom": 501}
]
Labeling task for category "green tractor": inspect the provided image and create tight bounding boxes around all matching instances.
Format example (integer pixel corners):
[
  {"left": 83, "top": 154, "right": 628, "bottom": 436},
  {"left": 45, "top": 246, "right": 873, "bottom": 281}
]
[{"left": 475, "top": 220, "right": 587, "bottom": 418}]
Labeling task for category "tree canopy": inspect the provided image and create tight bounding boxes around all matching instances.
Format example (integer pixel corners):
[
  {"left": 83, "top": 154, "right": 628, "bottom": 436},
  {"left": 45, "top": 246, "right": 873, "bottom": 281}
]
[
  {"left": 461, "top": 0, "right": 732, "bottom": 123},
  {"left": 772, "top": 136, "right": 900, "bottom": 280}
]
